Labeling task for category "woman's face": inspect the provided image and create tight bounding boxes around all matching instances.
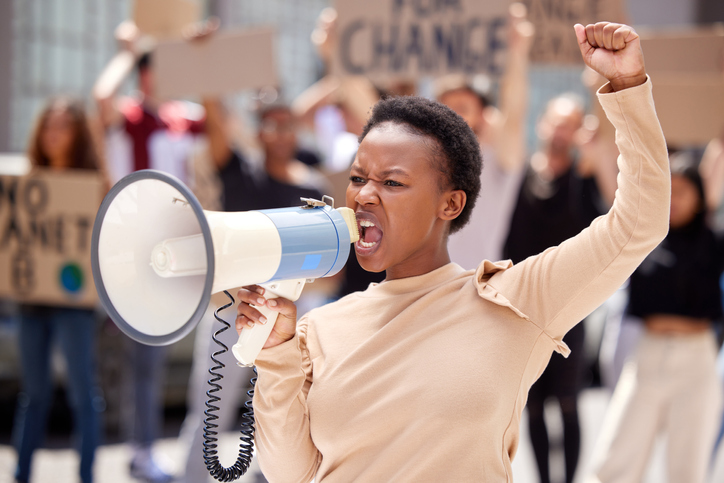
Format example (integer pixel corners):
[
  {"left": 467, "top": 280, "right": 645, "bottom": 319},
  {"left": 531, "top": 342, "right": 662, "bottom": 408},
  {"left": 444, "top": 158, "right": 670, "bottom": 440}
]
[
  {"left": 40, "top": 109, "right": 75, "bottom": 166},
  {"left": 669, "top": 174, "right": 702, "bottom": 229},
  {"left": 346, "top": 122, "right": 463, "bottom": 280},
  {"left": 259, "top": 109, "right": 297, "bottom": 162}
]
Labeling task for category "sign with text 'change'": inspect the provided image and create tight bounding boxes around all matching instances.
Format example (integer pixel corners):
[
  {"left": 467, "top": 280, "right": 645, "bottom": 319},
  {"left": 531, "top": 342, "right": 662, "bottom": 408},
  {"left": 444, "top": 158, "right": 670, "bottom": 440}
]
[{"left": 332, "top": 0, "right": 510, "bottom": 81}]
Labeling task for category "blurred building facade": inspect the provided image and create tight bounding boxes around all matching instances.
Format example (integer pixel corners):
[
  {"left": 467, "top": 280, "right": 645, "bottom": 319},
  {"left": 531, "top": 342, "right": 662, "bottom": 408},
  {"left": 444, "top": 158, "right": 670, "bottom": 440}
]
[
  {"left": 0, "top": 0, "right": 332, "bottom": 155},
  {"left": 0, "top": 0, "right": 131, "bottom": 153}
]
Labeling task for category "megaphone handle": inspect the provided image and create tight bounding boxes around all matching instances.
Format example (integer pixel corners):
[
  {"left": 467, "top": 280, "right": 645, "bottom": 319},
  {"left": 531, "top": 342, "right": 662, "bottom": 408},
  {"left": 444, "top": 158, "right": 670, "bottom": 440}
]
[{"left": 231, "top": 279, "right": 306, "bottom": 366}]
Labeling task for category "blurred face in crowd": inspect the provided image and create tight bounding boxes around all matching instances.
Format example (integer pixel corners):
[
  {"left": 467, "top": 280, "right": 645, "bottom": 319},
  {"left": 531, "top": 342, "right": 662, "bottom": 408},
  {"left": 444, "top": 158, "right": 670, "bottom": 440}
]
[
  {"left": 139, "top": 66, "right": 155, "bottom": 99},
  {"left": 259, "top": 108, "right": 297, "bottom": 163},
  {"left": 669, "top": 174, "right": 702, "bottom": 229},
  {"left": 346, "top": 122, "right": 462, "bottom": 280},
  {"left": 537, "top": 97, "right": 584, "bottom": 169},
  {"left": 438, "top": 88, "right": 485, "bottom": 136},
  {"left": 40, "top": 108, "right": 75, "bottom": 167}
]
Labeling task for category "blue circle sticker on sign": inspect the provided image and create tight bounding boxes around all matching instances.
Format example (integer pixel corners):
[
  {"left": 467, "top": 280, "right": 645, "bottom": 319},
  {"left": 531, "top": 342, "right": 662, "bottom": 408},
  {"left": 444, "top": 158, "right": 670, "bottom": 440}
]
[{"left": 59, "top": 263, "right": 84, "bottom": 293}]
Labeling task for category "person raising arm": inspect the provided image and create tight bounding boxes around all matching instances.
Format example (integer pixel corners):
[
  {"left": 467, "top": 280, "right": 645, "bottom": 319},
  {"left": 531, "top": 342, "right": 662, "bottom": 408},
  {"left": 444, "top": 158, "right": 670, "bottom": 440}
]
[{"left": 237, "top": 22, "right": 669, "bottom": 483}]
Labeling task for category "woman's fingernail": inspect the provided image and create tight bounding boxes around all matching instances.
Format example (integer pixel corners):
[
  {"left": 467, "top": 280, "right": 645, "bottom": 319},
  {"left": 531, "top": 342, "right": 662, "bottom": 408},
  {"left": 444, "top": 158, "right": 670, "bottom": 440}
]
[
  {"left": 247, "top": 321, "right": 254, "bottom": 328},
  {"left": 257, "top": 297, "right": 265, "bottom": 304},
  {"left": 260, "top": 316, "right": 267, "bottom": 324},
  {"left": 268, "top": 299, "right": 277, "bottom": 307}
]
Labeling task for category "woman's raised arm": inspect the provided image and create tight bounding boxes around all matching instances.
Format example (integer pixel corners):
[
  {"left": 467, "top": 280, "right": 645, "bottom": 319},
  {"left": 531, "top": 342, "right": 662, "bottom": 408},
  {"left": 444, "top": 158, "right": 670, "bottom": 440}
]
[{"left": 485, "top": 23, "right": 670, "bottom": 346}]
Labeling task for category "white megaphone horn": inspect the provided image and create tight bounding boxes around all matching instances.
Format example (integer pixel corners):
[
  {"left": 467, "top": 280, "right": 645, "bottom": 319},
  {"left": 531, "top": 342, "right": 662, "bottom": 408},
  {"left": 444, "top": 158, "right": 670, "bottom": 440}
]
[{"left": 91, "top": 170, "right": 359, "bottom": 366}]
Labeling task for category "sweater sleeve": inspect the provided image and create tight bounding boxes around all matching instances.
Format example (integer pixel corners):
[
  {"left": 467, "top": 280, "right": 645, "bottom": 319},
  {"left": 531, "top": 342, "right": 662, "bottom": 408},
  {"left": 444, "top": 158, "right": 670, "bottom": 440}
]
[
  {"left": 486, "top": 78, "right": 670, "bottom": 349},
  {"left": 252, "top": 317, "right": 320, "bottom": 482}
]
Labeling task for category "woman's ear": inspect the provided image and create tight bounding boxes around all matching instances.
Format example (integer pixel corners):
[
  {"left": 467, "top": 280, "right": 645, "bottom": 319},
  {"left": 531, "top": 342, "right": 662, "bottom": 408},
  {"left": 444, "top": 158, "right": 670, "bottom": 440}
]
[{"left": 440, "top": 189, "right": 466, "bottom": 222}]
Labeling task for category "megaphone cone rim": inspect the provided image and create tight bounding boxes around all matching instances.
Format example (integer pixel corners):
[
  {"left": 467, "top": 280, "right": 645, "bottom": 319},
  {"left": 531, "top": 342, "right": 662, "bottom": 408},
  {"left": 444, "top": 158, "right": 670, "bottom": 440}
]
[{"left": 91, "top": 169, "right": 215, "bottom": 346}]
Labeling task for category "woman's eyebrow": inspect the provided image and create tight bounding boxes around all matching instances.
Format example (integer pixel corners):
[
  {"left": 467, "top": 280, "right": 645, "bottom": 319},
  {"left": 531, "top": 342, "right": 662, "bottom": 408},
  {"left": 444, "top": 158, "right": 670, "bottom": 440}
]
[
  {"left": 378, "top": 168, "right": 410, "bottom": 178},
  {"left": 349, "top": 165, "right": 411, "bottom": 178}
]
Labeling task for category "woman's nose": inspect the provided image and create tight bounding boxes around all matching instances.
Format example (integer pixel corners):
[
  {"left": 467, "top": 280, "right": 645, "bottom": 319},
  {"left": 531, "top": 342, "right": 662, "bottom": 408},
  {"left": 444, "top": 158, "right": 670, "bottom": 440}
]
[{"left": 355, "top": 181, "right": 379, "bottom": 206}]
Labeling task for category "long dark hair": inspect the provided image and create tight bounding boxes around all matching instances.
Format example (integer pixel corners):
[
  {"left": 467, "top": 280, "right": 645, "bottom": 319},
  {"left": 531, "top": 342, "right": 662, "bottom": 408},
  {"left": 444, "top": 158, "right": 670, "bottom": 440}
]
[
  {"left": 670, "top": 151, "right": 707, "bottom": 230},
  {"left": 27, "top": 96, "right": 101, "bottom": 171}
]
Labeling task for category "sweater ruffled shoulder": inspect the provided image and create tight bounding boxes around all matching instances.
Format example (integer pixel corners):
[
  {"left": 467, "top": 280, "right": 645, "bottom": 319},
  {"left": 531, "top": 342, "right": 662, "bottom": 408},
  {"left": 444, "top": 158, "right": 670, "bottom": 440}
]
[{"left": 474, "top": 259, "right": 571, "bottom": 356}]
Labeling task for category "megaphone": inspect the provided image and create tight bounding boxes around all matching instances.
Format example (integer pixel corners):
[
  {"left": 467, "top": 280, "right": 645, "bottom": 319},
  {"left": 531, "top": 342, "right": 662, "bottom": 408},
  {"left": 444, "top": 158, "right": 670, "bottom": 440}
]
[{"left": 90, "top": 169, "right": 359, "bottom": 366}]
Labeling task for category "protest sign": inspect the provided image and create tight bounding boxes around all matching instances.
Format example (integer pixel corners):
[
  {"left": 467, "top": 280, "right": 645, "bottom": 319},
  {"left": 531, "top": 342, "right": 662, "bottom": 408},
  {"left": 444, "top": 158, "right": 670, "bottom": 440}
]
[
  {"left": 332, "top": 0, "right": 510, "bottom": 81},
  {"left": 640, "top": 26, "right": 724, "bottom": 147},
  {"left": 640, "top": 25, "right": 724, "bottom": 76},
  {"left": 650, "top": 77, "right": 724, "bottom": 147},
  {"left": 133, "top": 0, "right": 201, "bottom": 40},
  {"left": 155, "top": 28, "right": 278, "bottom": 98},
  {"left": 521, "top": 0, "right": 626, "bottom": 64},
  {"left": 0, "top": 168, "right": 103, "bottom": 308}
]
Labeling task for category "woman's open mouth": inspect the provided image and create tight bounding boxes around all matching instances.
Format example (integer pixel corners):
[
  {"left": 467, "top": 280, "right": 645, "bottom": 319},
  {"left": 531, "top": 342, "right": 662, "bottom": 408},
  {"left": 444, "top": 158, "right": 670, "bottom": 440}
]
[{"left": 356, "top": 214, "right": 383, "bottom": 254}]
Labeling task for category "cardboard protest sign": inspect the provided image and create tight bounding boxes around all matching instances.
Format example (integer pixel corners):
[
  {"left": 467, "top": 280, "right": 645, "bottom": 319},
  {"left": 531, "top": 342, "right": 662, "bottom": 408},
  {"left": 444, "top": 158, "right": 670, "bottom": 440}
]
[
  {"left": 155, "top": 28, "right": 278, "bottom": 99},
  {"left": 521, "top": 0, "right": 626, "bottom": 64},
  {"left": 0, "top": 168, "right": 103, "bottom": 308},
  {"left": 640, "top": 25, "right": 724, "bottom": 76},
  {"left": 332, "top": 0, "right": 510, "bottom": 81},
  {"left": 639, "top": 26, "right": 724, "bottom": 147},
  {"left": 650, "top": 77, "right": 724, "bottom": 147},
  {"left": 133, "top": 0, "right": 201, "bottom": 40}
]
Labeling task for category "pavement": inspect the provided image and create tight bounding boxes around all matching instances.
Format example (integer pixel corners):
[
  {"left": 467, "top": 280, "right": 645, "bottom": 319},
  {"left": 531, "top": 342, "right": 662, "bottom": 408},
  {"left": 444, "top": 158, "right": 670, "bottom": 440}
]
[{"left": 2, "top": 388, "right": 724, "bottom": 483}]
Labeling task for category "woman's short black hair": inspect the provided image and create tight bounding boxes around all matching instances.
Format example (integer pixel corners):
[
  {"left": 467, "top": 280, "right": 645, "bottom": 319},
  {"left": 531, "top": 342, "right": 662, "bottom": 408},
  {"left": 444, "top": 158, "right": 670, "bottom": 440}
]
[{"left": 359, "top": 96, "right": 482, "bottom": 234}]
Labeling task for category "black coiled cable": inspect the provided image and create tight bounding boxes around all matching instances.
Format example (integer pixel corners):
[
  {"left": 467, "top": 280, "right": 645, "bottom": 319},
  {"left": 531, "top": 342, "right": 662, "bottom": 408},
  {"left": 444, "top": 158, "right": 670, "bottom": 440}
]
[{"left": 203, "top": 290, "right": 257, "bottom": 482}]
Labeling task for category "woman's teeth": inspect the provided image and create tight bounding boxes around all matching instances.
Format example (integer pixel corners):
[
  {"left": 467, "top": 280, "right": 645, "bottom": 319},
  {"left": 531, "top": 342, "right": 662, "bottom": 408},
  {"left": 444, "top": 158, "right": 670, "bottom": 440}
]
[{"left": 358, "top": 219, "right": 378, "bottom": 248}]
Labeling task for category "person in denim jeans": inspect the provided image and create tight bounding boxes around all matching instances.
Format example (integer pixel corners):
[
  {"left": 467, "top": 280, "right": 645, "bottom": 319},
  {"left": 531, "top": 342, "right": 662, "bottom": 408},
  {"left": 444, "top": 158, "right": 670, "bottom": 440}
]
[
  {"left": 11, "top": 97, "right": 105, "bottom": 483},
  {"left": 13, "top": 307, "right": 103, "bottom": 483}
]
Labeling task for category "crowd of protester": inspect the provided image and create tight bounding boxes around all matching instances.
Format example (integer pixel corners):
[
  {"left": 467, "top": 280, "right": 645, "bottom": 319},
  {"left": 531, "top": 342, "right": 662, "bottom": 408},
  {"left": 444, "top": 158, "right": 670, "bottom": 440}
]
[{"left": 4, "top": 4, "right": 724, "bottom": 483}]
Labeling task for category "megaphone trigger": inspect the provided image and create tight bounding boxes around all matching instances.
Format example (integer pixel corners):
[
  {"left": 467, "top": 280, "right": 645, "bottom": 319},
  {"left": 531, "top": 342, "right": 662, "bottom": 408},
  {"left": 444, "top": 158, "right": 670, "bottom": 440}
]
[{"left": 232, "top": 278, "right": 306, "bottom": 367}]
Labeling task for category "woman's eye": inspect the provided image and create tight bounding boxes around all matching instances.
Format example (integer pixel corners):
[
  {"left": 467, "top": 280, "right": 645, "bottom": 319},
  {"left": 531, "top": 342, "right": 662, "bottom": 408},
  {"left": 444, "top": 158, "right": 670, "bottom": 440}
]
[
  {"left": 349, "top": 176, "right": 365, "bottom": 184},
  {"left": 384, "top": 180, "right": 403, "bottom": 187}
]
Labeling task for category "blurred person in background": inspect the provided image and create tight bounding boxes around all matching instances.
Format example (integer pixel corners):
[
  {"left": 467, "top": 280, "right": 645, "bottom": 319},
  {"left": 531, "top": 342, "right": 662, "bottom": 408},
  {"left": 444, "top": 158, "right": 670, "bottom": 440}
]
[
  {"left": 694, "top": 133, "right": 724, "bottom": 466},
  {"left": 207, "top": 100, "right": 329, "bottom": 212},
  {"left": 438, "top": 2, "right": 533, "bottom": 267},
  {"left": 587, "top": 157, "right": 724, "bottom": 483},
  {"left": 293, "top": 6, "right": 415, "bottom": 176},
  {"left": 292, "top": 8, "right": 387, "bottom": 298},
  {"left": 11, "top": 96, "right": 105, "bottom": 483},
  {"left": 503, "top": 92, "right": 615, "bottom": 483},
  {"left": 92, "top": 19, "right": 213, "bottom": 483},
  {"left": 293, "top": 75, "right": 379, "bottom": 174},
  {"left": 292, "top": 7, "right": 378, "bottom": 176},
  {"left": 176, "top": 97, "right": 328, "bottom": 483}
]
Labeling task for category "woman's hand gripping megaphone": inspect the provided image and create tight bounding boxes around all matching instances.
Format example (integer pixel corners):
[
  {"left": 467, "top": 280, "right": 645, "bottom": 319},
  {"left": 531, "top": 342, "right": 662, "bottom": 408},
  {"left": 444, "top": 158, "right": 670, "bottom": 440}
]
[{"left": 235, "top": 280, "right": 302, "bottom": 361}]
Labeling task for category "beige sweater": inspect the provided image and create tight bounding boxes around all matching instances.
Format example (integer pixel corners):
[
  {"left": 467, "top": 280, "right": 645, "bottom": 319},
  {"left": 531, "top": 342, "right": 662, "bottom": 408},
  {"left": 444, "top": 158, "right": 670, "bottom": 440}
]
[{"left": 253, "top": 79, "right": 670, "bottom": 482}]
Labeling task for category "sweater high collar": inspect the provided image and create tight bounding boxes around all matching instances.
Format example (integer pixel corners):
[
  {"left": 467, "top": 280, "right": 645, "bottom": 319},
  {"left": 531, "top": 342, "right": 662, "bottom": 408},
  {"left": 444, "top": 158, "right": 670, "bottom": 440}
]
[{"left": 360, "top": 263, "right": 467, "bottom": 297}]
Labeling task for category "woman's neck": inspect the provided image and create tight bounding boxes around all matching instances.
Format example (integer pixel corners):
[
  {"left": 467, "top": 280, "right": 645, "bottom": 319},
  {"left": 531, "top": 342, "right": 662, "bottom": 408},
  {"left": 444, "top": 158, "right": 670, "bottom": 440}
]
[
  {"left": 47, "top": 154, "right": 72, "bottom": 170},
  {"left": 385, "top": 237, "right": 453, "bottom": 281}
]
